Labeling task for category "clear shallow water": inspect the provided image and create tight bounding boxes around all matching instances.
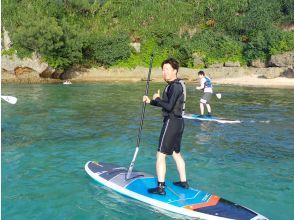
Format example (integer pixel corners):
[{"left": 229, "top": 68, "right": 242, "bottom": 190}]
[{"left": 1, "top": 83, "right": 294, "bottom": 220}]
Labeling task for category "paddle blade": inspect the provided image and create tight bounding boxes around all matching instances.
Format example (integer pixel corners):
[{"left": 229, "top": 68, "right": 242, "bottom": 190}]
[
  {"left": 1, "top": 96, "right": 17, "bottom": 104},
  {"left": 216, "top": 93, "right": 222, "bottom": 99}
]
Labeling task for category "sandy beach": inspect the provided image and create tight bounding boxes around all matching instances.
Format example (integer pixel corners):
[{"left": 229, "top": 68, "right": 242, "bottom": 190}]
[
  {"left": 1, "top": 66, "right": 294, "bottom": 88},
  {"left": 71, "top": 66, "right": 294, "bottom": 88},
  {"left": 213, "top": 75, "right": 294, "bottom": 88}
]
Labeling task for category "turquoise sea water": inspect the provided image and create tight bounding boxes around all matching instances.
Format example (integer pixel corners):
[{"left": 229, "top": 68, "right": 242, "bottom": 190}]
[{"left": 1, "top": 83, "right": 294, "bottom": 220}]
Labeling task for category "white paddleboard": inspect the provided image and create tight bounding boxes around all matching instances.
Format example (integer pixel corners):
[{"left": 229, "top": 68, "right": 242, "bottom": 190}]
[
  {"left": 85, "top": 161, "right": 267, "bottom": 220},
  {"left": 183, "top": 113, "right": 241, "bottom": 124}
]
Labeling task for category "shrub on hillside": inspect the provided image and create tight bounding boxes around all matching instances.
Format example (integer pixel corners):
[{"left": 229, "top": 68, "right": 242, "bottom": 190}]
[
  {"left": 244, "top": 28, "right": 294, "bottom": 63},
  {"left": 90, "top": 32, "right": 131, "bottom": 67},
  {"left": 190, "top": 30, "right": 245, "bottom": 66},
  {"left": 270, "top": 31, "right": 294, "bottom": 55}
]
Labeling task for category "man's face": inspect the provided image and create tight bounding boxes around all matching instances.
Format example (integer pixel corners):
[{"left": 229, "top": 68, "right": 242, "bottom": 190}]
[{"left": 162, "top": 63, "right": 177, "bottom": 82}]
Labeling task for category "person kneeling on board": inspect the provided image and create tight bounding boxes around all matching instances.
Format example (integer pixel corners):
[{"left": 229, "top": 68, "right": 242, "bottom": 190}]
[{"left": 143, "top": 58, "right": 189, "bottom": 196}]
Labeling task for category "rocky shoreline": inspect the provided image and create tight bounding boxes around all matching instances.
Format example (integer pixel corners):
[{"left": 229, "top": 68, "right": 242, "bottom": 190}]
[
  {"left": 2, "top": 66, "right": 294, "bottom": 88},
  {"left": 2, "top": 47, "right": 293, "bottom": 88},
  {"left": 2, "top": 27, "right": 293, "bottom": 88}
]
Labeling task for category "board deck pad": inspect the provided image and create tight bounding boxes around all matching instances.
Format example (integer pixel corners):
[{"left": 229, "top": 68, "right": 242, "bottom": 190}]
[
  {"left": 85, "top": 161, "right": 267, "bottom": 220},
  {"left": 183, "top": 113, "right": 241, "bottom": 124}
]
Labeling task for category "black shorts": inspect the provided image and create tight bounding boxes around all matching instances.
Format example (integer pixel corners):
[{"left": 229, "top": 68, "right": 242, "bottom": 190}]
[{"left": 158, "top": 117, "right": 184, "bottom": 155}]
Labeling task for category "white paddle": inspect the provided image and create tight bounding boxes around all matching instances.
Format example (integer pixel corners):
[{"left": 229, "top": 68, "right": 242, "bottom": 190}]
[
  {"left": 1, "top": 96, "right": 17, "bottom": 104},
  {"left": 216, "top": 93, "right": 222, "bottom": 99}
]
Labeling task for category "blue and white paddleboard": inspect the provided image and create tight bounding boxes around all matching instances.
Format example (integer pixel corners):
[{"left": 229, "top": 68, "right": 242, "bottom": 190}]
[
  {"left": 183, "top": 113, "right": 241, "bottom": 124},
  {"left": 85, "top": 161, "right": 267, "bottom": 220}
]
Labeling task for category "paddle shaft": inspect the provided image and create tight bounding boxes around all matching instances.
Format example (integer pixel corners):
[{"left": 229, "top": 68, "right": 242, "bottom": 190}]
[{"left": 126, "top": 54, "right": 154, "bottom": 179}]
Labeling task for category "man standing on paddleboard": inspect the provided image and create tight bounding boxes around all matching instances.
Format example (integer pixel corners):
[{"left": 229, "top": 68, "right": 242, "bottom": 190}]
[
  {"left": 143, "top": 58, "right": 189, "bottom": 195},
  {"left": 196, "top": 70, "right": 213, "bottom": 116}
]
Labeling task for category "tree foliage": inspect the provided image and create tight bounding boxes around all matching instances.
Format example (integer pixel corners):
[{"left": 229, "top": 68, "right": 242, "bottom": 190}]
[
  {"left": 90, "top": 32, "right": 131, "bottom": 67},
  {"left": 1, "top": 0, "right": 293, "bottom": 69}
]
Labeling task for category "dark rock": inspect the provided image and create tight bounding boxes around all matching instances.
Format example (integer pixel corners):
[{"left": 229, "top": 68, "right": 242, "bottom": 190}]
[
  {"left": 39, "top": 66, "right": 55, "bottom": 78},
  {"left": 282, "top": 67, "right": 294, "bottom": 78},
  {"left": 52, "top": 69, "right": 64, "bottom": 79}
]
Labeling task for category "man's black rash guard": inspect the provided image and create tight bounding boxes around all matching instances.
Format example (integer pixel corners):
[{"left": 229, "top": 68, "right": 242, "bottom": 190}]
[{"left": 150, "top": 79, "right": 184, "bottom": 117}]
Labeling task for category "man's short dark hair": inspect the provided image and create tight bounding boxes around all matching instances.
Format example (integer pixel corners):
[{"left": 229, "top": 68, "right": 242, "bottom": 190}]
[
  {"left": 161, "top": 58, "right": 179, "bottom": 72},
  {"left": 198, "top": 70, "right": 205, "bottom": 76}
]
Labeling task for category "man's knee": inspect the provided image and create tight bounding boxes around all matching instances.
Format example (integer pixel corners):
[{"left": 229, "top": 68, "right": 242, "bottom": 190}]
[
  {"left": 172, "top": 151, "right": 182, "bottom": 159},
  {"left": 157, "top": 151, "right": 166, "bottom": 160}
]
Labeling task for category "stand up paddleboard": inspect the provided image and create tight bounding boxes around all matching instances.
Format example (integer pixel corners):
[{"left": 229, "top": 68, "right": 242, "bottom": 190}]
[
  {"left": 85, "top": 56, "right": 264, "bottom": 219},
  {"left": 183, "top": 113, "right": 241, "bottom": 124},
  {"left": 85, "top": 161, "right": 267, "bottom": 220}
]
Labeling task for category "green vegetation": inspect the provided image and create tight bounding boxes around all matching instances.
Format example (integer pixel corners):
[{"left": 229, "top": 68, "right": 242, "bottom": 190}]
[
  {"left": 2, "top": 0, "right": 293, "bottom": 70},
  {"left": 1, "top": 48, "right": 17, "bottom": 56}
]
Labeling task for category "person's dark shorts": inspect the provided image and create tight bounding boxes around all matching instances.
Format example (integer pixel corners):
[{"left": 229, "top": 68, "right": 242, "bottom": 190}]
[
  {"left": 200, "top": 92, "right": 212, "bottom": 104},
  {"left": 157, "top": 117, "right": 184, "bottom": 155}
]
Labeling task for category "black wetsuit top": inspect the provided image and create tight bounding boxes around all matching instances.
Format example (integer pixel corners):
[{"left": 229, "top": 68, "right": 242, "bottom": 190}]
[{"left": 150, "top": 79, "right": 185, "bottom": 118}]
